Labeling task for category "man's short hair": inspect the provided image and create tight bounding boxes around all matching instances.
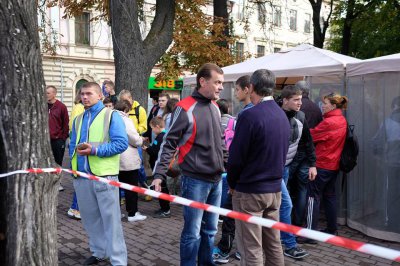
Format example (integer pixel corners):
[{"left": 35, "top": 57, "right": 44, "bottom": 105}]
[
  {"left": 295, "top": 80, "right": 310, "bottom": 97},
  {"left": 216, "top": 99, "right": 230, "bottom": 115},
  {"left": 152, "top": 96, "right": 159, "bottom": 102},
  {"left": 119, "top": 89, "right": 132, "bottom": 100},
  {"left": 196, "top": 63, "right": 224, "bottom": 90},
  {"left": 81, "top": 82, "right": 101, "bottom": 94},
  {"left": 114, "top": 100, "right": 131, "bottom": 113},
  {"left": 159, "top": 92, "right": 170, "bottom": 100},
  {"left": 46, "top": 85, "right": 57, "bottom": 93},
  {"left": 235, "top": 75, "right": 251, "bottom": 90},
  {"left": 250, "top": 69, "right": 275, "bottom": 97},
  {"left": 150, "top": 116, "right": 165, "bottom": 128},
  {"left": 281, "top": 85, "right": 302, "bottom": 100},
  {"left": 104, "top": 80, "right": 115, "bottom": 89}
]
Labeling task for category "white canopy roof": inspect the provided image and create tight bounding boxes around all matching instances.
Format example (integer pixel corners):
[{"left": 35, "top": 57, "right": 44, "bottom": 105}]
[
  {"left": 347, "top": 53, "right": 400, "bottom": 76},
  {"left": 183, "top": 44, "right": 361, "bottom": 85}
]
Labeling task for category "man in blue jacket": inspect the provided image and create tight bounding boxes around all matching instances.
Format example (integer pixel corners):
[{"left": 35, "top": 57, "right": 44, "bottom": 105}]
[
  {"left": 70, "top": 82, "right": 128, "bottom": 265},
  {"left": 228, "top": 69, "right": 289, "bottom": 266}
]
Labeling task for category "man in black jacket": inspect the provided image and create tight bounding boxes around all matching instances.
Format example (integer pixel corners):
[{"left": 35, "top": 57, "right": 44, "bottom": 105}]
[
  {"left": 290, "top": 81, "right": 322, "bottom": 227},
  {"left": 152, "top": 63, "right": 227, "bottom": 266}
]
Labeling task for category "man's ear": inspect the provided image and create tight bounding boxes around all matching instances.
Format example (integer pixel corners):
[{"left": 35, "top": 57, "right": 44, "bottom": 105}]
[{"left": 244, "top": 86, "right": 250, "bottom": 94}]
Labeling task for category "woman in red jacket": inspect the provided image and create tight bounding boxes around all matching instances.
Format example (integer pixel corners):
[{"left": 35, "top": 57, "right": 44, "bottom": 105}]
[{"left": 306, "top": 93, "right": 348, "bottom": 237}]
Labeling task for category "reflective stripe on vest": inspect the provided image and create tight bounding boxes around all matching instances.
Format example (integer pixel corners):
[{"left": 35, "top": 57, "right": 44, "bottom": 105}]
[{"left": 71, "top": 108, "right": 120, "bottom": 176}]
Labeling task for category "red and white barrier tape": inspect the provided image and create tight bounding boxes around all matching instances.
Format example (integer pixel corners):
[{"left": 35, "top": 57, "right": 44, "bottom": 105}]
[{"left": 1, "top": 167, "right": 400, "bottom": 262}]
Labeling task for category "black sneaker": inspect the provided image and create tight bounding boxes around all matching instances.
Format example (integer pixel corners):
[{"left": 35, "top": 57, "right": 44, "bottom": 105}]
[
  {"left": 153, "top": 209, "right": 163, "bottom": 215},
  {"left": 284, "top": 247, "right": 309, "bottom": 259},
  {"left": 154, "top": 210, "right": 171, "bottom": 218},
  {"left": 296, "top": 237, "right": 317, "bottom": 245},
  {"left": 83, "top": 256, "right": 105, "bottom": 265}
]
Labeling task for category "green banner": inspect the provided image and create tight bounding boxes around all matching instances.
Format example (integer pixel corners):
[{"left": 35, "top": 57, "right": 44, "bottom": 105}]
[{"left": 148, "top": 77, "right": 183, "bottom": 90}]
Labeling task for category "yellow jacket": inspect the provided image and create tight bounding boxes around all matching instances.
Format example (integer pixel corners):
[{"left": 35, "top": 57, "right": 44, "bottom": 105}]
[
  {"left": 127, "top": 100, "right": 147, "bottom": 135},
  {"left": 69, "top": 103, "right": 85, "bottom": 133}
]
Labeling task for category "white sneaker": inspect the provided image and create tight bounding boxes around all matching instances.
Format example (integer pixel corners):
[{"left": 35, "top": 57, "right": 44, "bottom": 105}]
[
  {"left": 128, "top": 212, "right": 147, "bottom": 222},
  {"left": 59, "top": 185, "right": 65, "bottom": 191},
  {"left": 67, "top": 208, "right": 75, "bottom": 218}
]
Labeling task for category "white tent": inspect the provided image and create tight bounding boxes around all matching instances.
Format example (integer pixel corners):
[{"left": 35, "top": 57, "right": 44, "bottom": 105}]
[
  {"left": 344, "top": 53, "right": 400, "bottom": 242},
  {"left": 347, "top": 53, "right": 400, "bottom": 76},
  {"left": 183, "top": 44, "right": 361, "bottom": 85}
]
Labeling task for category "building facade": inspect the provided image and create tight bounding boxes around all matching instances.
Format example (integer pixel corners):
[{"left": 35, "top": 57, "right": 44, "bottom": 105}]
[{"left": 40, "top": 1, "right": 333, "bottom": 112}]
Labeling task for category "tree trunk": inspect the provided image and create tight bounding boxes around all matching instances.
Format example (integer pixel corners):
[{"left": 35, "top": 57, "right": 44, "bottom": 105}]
[
  {"left": 109, "top": 0, "right": 175, "bottom": 107},
  {"left": 309, "top": 0, "right": 333, "bottom": 48},
  {"left": 341, "top": 0, "right": 355, "bottom": 55},
  {"left": 0, "top": 1, "right": 58, "bottom": 265},
  {"left": 214, "top": 0, "right": 230, "bottom": 48}
]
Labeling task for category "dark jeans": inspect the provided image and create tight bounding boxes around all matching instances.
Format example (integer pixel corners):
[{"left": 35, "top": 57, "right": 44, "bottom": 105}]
[
  {"left": 159, "top": 179, "right": 170, "bottom": 212},
  {"left": 118, "top": 170, "right": 139, "bottom": 216},
  {"left": 289, "top": 152, "right": 311, "bottom": 226},
  {"left": 50, "top": 139, "right": 66, "bottom": 166},
  {"left": 307, "top": 168, "right": 338, "bottom": 233},
  {"left": 217, "top": 193, "right": 235, "bottom": 254}
]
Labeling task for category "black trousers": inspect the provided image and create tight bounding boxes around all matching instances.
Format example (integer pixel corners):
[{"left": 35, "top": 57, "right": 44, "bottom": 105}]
[
  {"left": 119, "top": 170, "right": 139, "bottom": 216},
  {"left": 50, "top": 139, "right": 66, "bottom": 166},
  {"left": 159, "top": 179, "right": 170, "bottom": 212},
  {"left": 217, "top": 193, "right": 235, "bottom": 254}
]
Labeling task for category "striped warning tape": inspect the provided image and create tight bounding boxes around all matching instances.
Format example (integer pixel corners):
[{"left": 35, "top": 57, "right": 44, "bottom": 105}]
[{"left": 1, "top": 167, "right": 400, "bottom": 262}]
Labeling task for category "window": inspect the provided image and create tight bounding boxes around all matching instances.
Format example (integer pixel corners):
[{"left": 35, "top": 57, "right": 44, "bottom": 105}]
[
  {"left": 289, "top": 10, "right": 297, "bottom": 31},
  {"left": 75, "top": 12, "right": 90, "bottom": 45},
  {"left": 236, "top": 0, "right": 245, "bottom": 20},
  {"left": 304, "top": 13, "right": 311, "bottom": 33},
  {"left": 274, "top": 47, "right": 281, "bottom": 53},
  {"left": 273, "top": 6, "right": 282, "bottom": 27},
  {"left": 235, "top": 42, "right": 244, "bottom": 62},
  {"left": 257, "top": 45, "right": 265, "bottom": 58},
  {"left": 257, "top": 3, "right": 266, "bottom": 24}
]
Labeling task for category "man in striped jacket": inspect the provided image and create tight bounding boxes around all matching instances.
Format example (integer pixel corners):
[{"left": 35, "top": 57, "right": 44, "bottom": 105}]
[{"left": 152, "top": 63, "right": 228, "bottom": 266}]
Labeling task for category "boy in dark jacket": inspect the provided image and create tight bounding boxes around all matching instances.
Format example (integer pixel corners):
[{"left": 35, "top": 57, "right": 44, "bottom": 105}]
[{"left": 143, "top": 116, "right": 171, "bottom": 218}]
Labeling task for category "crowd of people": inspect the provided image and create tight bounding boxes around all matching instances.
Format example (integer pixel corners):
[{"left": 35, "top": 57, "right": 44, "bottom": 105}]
[{"left": 47, "top": 62, "right": 349, "bottom": 265}]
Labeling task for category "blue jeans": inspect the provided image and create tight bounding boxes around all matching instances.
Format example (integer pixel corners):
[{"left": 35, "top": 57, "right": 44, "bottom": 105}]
[
  {"left": 137, "top": 147, "right": 147, "bottom": 186},
  {"left": 70, "top": 191, "right": 79, "bottom": 211},
  {"left": 220, "top": 173, "right": 229, "bottom": 208},
  {"left": 180, "top": 175, "right": 222, "bottom": 266},
  {"left": 289, "top": 158, "right": 310, "bottom": 226},
  {"left": 280, "top": 166, "right": 297, "bottom": 249}
]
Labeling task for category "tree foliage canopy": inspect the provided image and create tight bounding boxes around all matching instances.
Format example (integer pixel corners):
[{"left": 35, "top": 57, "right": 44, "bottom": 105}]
[{"left": 328, "top": 0, "right": 400, "bottom": 59}]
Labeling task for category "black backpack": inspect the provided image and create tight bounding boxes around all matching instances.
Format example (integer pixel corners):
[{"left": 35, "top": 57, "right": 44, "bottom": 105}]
[{"left": 339, "top": 124, "right": 359, "bottom": 173}]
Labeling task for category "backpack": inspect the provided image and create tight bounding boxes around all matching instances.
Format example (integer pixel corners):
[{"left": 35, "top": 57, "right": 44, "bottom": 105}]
[
  {"left": 339, "top": 124, "right": 359, "bottom": 173},
  {"left": 224, "top": 118, "right": 235, "bottom": 150}
]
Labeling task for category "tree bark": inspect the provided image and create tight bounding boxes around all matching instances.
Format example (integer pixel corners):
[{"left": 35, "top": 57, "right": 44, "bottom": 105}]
[
  {"left": 309, "top": 0, "right": 333, "bottom": 48},
  {"left": 340, "top": 0, "right": 355, "bottom": 55},
  {"left": 214, "top": 0, "right": 230, "bottom": 48},
  {"left": 109, "top": 0, "right": 175, "bottom": 107},
  {"left": 0, "top": 1, "right": 58, "bottom": 265}
]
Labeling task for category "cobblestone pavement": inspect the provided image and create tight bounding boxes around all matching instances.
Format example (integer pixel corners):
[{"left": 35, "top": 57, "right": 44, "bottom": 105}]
[{"left": 58, "top": 171, "right": 400, "bottom": 266}]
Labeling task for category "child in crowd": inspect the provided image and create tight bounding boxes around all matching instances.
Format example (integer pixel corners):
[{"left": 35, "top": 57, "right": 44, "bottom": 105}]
[
  {"left": 103, "top": 97, "right": 114, "bottom": 109},
  {"left": 143, "top": 116, "right": 171, "bottom": 218}
]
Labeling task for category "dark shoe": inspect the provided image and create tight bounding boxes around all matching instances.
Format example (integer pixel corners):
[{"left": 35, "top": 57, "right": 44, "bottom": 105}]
[
  {"left": 153, "top": 209, "right": 163, "bottom": 215},
  {"left": 284, "top": 247, "right": 309, "bottom": 259},
  {"left": 234, "top": 251, "right": 241, "bottom": 260},
  {"left": 83, "top": 256, "right": 104, "bottom": 265},
  {"left": 154, "top": 210, "right": 171, "bottom": 218},
  {"left": 296, "top": 236, "right": 317, "bottom": 245},
  {"left": 212, "top": 247, "right": 229, "bottom": 264}
]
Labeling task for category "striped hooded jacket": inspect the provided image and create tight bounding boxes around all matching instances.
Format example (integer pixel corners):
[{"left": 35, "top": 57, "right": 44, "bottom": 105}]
[{"left": 153, "top": 90, "right": 228, "bottom": 182}]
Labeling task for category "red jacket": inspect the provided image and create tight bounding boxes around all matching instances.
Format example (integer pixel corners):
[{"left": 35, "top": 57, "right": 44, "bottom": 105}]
[
  {"left": 48, "top": 100, "right": 69, "bottom": 140},
  {"left": 310, "top": 109, "right": 347, "bottom": 170}
]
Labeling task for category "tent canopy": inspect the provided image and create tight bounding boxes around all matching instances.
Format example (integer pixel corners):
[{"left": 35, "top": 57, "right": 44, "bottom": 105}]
[
  {"left": 347, "top": 53, "right": 400, "bottom": 76},
  {"left": 183, "top": 44, "right": 361, "bottom": 85}
]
